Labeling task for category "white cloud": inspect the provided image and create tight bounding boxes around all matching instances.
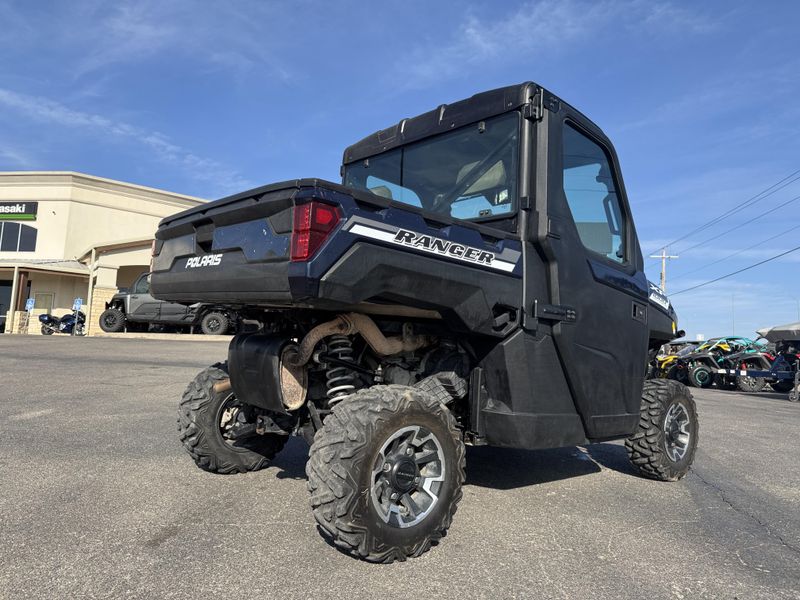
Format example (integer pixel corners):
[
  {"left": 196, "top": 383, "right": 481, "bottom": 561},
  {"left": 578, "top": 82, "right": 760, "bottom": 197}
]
[
  {"left": 73, "top": 3, "right": 179, "bottom": 77},
  {"left": 0, "top": 144, "right": 35, "bottom": 169},
  {"left": 394, "top": 0, "right": 716, "bottom": 89},
  {"left": 0, "top": 87, "right": 250, "bottom": 194},
  {"left": 0, "top": 1, "right": 293, "bottom": 81}
]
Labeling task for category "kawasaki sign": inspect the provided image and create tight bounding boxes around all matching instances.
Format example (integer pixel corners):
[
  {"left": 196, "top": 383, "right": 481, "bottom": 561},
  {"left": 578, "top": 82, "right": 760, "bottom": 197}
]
[{"left": 0, "top": 202, "right": 38, "bottom": 221}]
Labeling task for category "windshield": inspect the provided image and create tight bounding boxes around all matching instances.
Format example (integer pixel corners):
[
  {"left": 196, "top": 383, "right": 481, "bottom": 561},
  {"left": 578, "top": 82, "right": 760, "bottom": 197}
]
[{"left": 343, "top": 111, "right": 519, "bottom": 221}]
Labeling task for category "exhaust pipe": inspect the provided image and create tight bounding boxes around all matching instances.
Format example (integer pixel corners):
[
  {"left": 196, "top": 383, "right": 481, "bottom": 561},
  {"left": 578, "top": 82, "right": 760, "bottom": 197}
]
[{"left": 287, "top": 313, "right": 435, "bottom": 367}]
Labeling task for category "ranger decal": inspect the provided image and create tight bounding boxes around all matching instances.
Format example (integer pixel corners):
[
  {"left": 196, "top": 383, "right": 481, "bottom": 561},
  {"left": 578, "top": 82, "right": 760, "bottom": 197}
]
[{"left": 345, "top": 221, "right": 518, "bottom": 273}]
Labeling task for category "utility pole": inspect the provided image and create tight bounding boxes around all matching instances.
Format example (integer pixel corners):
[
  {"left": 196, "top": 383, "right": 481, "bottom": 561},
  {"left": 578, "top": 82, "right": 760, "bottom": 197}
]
[{"left": 649, "top": 248, "right": 679, "bottom": 292}]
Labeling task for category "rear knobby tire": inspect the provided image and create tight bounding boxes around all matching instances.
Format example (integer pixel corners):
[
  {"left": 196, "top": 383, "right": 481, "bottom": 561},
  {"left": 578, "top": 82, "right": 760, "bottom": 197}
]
[
  {"left": 688, "top": 364, "right": 714, "bottom": 388},
  {"left": 737, "top": 374, "right": 766, "bottom": 393},
  {"left": 771, "top": 380, "right": 794, "bottom": 393},
  {"left": 178, "top": 363, "right": 287, "bottom": 474},
  {"left": 306, "top": 385, "right": 465, "bottom": 563},
  {"left": 200, "top": 311, "right": 228, "bottom": 335},
  {"left": 626, "top": 379, "right": 699, "bottom": 481}
]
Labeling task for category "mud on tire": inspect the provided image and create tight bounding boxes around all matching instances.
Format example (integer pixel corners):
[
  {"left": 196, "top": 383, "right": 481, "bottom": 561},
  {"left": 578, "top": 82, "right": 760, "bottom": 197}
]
[
  {"left": 178, "top": 362, "right": 287, "bottom": 474},
  {"left": 306, "top": 385, "right": 465, "bottom": 563},
  {"left": 626, "top": 379, "right": 699, "bottom": 481}
]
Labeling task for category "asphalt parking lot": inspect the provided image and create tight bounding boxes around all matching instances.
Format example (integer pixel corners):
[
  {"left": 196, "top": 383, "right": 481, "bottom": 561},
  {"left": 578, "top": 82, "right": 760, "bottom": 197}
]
[{"left": 1, "top": 336, "right": 798, "bottom": 599}]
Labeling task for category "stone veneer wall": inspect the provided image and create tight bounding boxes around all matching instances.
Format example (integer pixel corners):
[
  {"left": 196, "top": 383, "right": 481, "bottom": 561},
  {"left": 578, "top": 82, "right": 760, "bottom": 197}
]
[{"left": 86, "top": 286, "right": 118, "bottom": 336}]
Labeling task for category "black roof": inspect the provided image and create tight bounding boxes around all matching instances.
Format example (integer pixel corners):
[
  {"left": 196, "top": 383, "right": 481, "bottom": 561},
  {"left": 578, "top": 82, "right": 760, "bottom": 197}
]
[
  {"left": 342, "top": 83, "right": 536, "bottom": 165},
  {"left": 341, "top": 82, "right": 608, "bottom": 166}
]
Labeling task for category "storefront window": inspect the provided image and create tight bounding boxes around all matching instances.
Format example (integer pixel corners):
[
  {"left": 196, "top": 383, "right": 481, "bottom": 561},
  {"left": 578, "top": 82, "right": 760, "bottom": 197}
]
[
  {"left": 0, "top": 222, "right": 37, "bottom": 252},
  {"left": 34, "top": 292, "right": 53, "bottom": 311}
]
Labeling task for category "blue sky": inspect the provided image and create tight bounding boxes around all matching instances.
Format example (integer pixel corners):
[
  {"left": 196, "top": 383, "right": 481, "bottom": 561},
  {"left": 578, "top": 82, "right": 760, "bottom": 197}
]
[{"left": 1, "top": 0, "right": 798, "bottom": 339}]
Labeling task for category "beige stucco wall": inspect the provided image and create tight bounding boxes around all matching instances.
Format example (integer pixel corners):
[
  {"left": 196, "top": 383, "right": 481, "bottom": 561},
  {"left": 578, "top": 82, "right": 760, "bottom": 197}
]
[
  {"left": 28, "top": 272, "right": 88, "bottom": 318},
  {"left": 0, "top": 172, "right": 204, "bottom": 263},
  {"left": 1, "top": 172, "right": 206, "bottom": 334},
  {"left": 116, "top": 265, "right": 149, "bottom": 289},
  {"left": 0, "top": 200, "right": 72, "bottom": 259}
]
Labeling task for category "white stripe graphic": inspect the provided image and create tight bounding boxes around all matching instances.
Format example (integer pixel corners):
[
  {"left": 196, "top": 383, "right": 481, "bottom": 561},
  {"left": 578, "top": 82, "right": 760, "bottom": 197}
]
[{"left": 348, "top": 223, "right": 517, "bottom": 273}]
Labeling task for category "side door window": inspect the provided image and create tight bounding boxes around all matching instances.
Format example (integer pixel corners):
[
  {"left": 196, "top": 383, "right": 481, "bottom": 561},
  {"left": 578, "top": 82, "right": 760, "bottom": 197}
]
[
  {"left": 133, "top": 274, "right": 150, "bottom": 295},
  {"left": 561, "top": 124, "right": 626, "bottom": 264},
  {"left": 130, "top": 274, "right": 159, "bottom": 319}
]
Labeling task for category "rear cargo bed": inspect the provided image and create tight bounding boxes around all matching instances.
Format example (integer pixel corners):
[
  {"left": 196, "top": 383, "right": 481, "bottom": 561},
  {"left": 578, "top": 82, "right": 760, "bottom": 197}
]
[{"left": 151, "top": 180, "right": 307, "bottom": 305}]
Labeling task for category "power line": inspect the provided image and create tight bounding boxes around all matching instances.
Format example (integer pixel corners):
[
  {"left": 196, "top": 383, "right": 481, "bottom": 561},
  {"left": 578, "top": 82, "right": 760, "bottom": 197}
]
[
  {"left": 673, "top": 193, "right": 800, "bottom": 256},
  {"left": 671, "top": 221, "right": 800, "bottom": 282},
  {"left": 646, "top": 168, "right": 800, "bottom": 256},
  {"left": 670, "top": 244, "right": 800, "bottom": 296}
]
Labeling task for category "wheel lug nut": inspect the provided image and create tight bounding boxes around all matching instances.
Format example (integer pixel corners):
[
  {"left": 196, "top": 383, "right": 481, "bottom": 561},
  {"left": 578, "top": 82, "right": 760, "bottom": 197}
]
[
  {"left": 390, "top": 492, "right": 399, "bottom": 501},
  {"left": 414, "top": 476, "right": 420, "bottom": 483},
  {"left": 405, "top": 448, "right": 413, "bottom": 456},
  {"left": 383, "top": 462, "right": 391, "bottom": 472}
]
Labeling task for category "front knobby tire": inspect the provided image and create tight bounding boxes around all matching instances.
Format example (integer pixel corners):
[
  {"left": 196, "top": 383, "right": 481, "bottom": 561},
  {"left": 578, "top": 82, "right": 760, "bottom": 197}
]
[
  {"left": 306, "top": 385, "right": 465, "bottom": 563},
  {"left": 178, "top": 363, "right": 287, "bottom": 474},
  {"left": 99, "top": 308, "right": 125, "bottom": 333},
  {"left": 626, "top": 379, "right": 699, "bottom": 481}
]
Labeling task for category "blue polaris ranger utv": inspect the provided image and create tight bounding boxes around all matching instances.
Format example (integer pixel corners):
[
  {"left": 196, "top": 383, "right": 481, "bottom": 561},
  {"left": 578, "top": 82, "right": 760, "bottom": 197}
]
[{"left": 151, "top": 83, "right": 698, "bottom": 563}]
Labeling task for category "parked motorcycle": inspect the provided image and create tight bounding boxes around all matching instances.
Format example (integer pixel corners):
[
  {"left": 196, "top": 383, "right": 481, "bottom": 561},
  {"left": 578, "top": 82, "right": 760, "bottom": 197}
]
[{"left": 39, "top": 311, "right": 86, "bottom": 336}]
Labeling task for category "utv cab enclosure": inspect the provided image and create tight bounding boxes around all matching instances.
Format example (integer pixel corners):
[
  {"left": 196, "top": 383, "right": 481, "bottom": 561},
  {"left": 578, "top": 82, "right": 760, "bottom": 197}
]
[{"left": 152, "top": 82, "right": 696, "bottom": 563}]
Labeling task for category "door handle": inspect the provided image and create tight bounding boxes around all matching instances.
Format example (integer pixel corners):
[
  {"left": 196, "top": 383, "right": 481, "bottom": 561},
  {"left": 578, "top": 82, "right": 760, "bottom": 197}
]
[{"left": 534, "top": 300, "right": 577, "bottom": 322}]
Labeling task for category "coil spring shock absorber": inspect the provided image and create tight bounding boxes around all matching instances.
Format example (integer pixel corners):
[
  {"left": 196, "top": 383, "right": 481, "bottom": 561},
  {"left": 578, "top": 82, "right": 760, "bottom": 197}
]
[{"left": 325, "top": 334, "right": 356, "bottom": 403}]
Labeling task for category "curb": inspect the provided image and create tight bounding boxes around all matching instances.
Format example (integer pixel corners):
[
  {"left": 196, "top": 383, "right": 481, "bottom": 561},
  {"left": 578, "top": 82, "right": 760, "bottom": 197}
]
[{"left": 90, "top": 332, "right": 234, "bottom": 342}]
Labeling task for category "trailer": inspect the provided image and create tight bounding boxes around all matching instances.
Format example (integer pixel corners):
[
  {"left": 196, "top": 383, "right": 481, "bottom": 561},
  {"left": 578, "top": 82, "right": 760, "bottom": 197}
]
[{"left": 716, "top": 345, "right": 800, "bottom": 402}]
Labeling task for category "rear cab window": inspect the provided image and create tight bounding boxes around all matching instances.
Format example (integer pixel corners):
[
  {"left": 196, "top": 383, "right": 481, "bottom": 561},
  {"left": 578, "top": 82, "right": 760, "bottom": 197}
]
[{"left": 344, "top": 112, "right": 520, "bottom": 225}]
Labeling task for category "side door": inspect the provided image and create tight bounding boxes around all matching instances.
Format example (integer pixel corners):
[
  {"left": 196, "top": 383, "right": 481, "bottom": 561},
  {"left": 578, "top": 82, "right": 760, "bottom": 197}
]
[
  {"left": 535, "top": 111, "right": 649, "bottom": 440},
  {"left": 157, "top": 299, "right": 192, "bottom": 323},
  {"left": 128, "top": 274, "right": 161, "bottom": 322}
]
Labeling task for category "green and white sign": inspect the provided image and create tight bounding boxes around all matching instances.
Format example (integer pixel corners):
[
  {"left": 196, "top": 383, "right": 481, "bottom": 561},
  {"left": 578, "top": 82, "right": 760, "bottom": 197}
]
[{"left": 0, "top": 202, "right": 38, "bottom": 221}]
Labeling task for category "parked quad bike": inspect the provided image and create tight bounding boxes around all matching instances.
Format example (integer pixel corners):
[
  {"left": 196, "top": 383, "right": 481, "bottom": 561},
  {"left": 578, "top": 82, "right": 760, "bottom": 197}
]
[
  {"left": 679, "top": 337, "right": 763, "bottom": 389},
  {"left": 648, "top": 343, "right": 695, "bottom": 383},
  {"left": 151, "top": 82, "right": 699, "bottom": 563}
]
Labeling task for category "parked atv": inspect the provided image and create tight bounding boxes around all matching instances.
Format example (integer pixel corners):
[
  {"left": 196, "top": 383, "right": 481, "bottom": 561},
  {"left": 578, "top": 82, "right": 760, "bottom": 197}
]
[
  {"left": 151, "top": 83, "right": 698, "bottom": 562},
  {"left": 648, "top": 342, "right": 695, "bottom": 382},
  {"left": 682, "top": 337, "right": 759, "bottom": 388}
]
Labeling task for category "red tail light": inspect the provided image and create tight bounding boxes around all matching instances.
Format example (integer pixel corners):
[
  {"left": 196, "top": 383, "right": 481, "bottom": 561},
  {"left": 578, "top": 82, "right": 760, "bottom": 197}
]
[{"left": 291, "top": 201, "right": 341, "bottom": 261}]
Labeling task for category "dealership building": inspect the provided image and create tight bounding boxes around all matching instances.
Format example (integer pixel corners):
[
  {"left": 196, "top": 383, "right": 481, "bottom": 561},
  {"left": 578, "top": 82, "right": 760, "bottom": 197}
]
[{"left": 0, "top": 172, "right": 205, "bottom": 335}]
